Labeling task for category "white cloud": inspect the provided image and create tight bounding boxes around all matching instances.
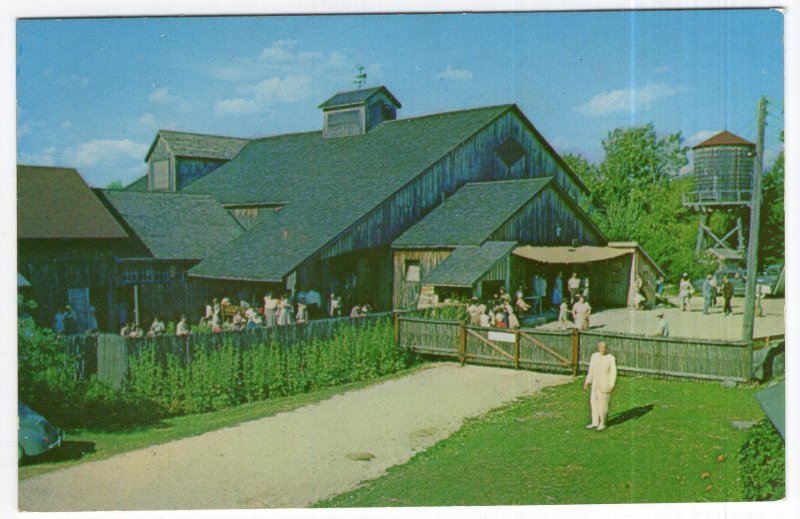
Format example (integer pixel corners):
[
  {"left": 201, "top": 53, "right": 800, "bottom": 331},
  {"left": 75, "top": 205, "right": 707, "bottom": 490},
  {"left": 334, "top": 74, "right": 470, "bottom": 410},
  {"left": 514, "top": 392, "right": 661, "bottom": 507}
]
[
  {"left": 687, "top": 129, "right": 720, "bottom": 146},
  {"left": 215, "top": 75, "right": 313, "bottom": 116},
  {"left": 436, "top": 66, "right": 474, "bottom": 81},
  {"left": 575, "top": 83, "right": 686, "bottom": 116},
  {"left": 148, "top": 86, "right": 194, "bottom": 112},
  {"left": 18, "top": 147, "right": 58, "bottom": 166},
  {"left": 61, "top": 120, "right": 73, "bottom": 129},
  {"left": 67, "top": 139, "right": 148, "bottom": 168},
  {"left": 207, "top": 41, "right": 351, "bottom": 82},
  {"left": 17, "top": 123, "right": 32, "bottom": 138}
]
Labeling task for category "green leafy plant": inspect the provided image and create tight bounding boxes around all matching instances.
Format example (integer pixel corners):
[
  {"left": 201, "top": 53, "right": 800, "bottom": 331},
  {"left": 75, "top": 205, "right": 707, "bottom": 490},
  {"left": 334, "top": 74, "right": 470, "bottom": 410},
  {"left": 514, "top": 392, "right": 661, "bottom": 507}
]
[{"left": 738, "top": 419, "right": 785, "bottom": 501}]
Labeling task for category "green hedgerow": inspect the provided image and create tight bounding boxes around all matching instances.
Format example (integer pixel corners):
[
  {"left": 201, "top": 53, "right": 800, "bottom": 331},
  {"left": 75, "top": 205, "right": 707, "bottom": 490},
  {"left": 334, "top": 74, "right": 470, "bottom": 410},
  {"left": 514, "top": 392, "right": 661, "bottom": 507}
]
[{"left": 739, "top": 418, "right": 785, "bottom": 501}]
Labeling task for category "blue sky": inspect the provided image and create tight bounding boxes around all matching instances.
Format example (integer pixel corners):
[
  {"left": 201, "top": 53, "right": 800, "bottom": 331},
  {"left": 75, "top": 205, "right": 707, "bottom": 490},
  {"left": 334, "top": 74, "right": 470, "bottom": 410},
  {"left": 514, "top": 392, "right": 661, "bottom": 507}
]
[{"left": 16, "top": 9, "right": 784, "bottom": 187}]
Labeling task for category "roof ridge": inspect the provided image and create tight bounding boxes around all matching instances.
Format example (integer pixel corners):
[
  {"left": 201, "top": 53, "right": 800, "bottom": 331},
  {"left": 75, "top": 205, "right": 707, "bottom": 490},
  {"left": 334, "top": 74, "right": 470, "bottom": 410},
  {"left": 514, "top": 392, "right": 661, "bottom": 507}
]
[
  {"left": 158, "top": 129, "right": 251, "bottom": 141},
  {"left": 387, "top": 104, "right": 513, "bottom": 125},
  {"left": 18, "top": 164, "right": 79, "bottom": 172},
  {"left": 102, "top": 188, "right": 218, "bottom": 200}
]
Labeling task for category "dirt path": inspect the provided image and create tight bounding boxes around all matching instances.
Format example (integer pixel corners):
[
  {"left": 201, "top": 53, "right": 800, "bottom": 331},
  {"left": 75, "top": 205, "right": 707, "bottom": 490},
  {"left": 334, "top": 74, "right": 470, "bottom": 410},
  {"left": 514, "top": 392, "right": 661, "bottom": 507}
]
[{"left": 19, "top": 363, "right": 571, "bottom": 511}]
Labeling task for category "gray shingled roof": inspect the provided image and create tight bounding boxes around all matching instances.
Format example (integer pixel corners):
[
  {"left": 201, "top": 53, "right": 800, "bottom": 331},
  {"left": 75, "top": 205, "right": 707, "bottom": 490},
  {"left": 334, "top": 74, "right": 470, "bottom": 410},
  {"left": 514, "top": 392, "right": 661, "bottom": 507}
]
[
  {"left": 17, "top": 165, "right": 129, "bottom": 239},
  {"left": 124, "top": 174, "right": 148, "bottom": 191},
  {"left": 186, "top": 105, "right": 513, "bottom": 282},
  {"left": 145, "top": 130, "right": 250, "bottom": 162},
  {"left": 100, "top": 190, "right": 243, "bottom": 260},
  {"left": 393, "top": 178, "right": 552, "bottom": 248},
  {"left": 423, "top": 242, "right": 517, "bottom": 287},
  {"left": 318, "top": 85, "right": 401, "bottom": 110}
]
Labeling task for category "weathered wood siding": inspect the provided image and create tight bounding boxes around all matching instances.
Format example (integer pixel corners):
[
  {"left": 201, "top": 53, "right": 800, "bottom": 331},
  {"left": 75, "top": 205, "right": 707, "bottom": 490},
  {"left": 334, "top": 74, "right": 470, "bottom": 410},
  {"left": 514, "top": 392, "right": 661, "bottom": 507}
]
[
  {"left": 300, "top": 107, "right": 594, "bottom": 310},
  {"left": 147, "top": 136, "right": 175, "bottom": 191},
  {"left": 392, "top": 249, "right": 453, "bottom": 309},
  {"left": 489, "top": 186, "right": 604, "bottom": 246}
]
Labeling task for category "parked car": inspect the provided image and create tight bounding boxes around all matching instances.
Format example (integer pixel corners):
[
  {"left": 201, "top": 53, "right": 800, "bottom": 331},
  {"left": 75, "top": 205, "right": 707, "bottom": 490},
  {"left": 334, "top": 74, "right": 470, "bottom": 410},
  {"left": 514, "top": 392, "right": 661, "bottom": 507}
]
[
  {"left": 18, "top": 403, "right": 64, "bottom": 463},
  {"left": 757, "top": 263, "right": 785, "bottom": 297}
]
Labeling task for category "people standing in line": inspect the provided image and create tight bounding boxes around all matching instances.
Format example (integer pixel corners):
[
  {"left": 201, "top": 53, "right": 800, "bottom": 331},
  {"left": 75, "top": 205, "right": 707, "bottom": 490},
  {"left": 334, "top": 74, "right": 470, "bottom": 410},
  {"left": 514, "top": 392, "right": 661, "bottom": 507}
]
[
  {"left": 176, "top": 315, "right": 191, "bottom": 337},
  {"left": 581, "top": 278, "right": 590, "bottom": 303},
  {"left": 328, "top": 292, "right": 342, "bottom": 317},
  {"left": 654, "top": 276, "right": 665, "bottom": 306},
  {"left": 551, "top": 271, "right": 563, "bottom": 310},
  {"left": 148, "top": 315, "right": 166, "bottom": 337},
  {"left": 654, "top": 311, "right": 669, "bottom": 337},
  {"left": 633, "top": 274, "right": 646, "bottom": 310},
  {"left": 558, "top": 300, "right": 569, "bottom": 329},
  {"left": 702, "top": 274, "right": 714, "bottom": 315},
  {"left": 53, "top": 307, "right": 66, "bottom": 336},
  {"left": 263, "top": 292, "right": 278, "bottom": 327},
  {"left": 64, "top": 304, "right": 78, "bottom": 335},
  {"left": 709, "top": 275, "right": 719, "bottom": 308},
  {"left": 722, "top": 275, "right": 734, "bottom": 316},
  {"left": 583, "top": 341, "right": 617, "bottom": 431},
  {"left": 678, "top": 274, "right": 693, "bottom": 311},
  {"left": 567, "top": 272, "right": 581, "bottom": 303},
  {"left": 572, "top": 295, "right": 591, "bottom": 330}
]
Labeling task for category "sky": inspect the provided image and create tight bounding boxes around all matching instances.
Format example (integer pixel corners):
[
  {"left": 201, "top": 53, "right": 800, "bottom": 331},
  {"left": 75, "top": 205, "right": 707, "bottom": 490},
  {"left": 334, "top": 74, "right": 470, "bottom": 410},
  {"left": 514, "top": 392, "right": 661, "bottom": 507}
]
[{"left": 15, "top": 9, "right": 785, "bottom": 188}]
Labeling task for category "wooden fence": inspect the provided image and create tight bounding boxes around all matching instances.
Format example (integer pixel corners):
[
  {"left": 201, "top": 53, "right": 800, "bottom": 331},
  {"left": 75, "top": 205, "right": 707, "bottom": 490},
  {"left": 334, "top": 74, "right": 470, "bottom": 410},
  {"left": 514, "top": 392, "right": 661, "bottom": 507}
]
[
  {"left": 97, "top": 312, "right": 393, "bottom": 389},
  {"left": 396, "top": 316, "right": 764, "bottom": 382}
]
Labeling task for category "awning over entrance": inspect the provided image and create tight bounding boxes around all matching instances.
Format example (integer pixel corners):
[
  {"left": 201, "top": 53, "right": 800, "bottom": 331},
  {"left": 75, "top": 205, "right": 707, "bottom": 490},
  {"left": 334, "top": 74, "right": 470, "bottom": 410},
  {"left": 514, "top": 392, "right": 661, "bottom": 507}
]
[{"left": 512, "top": 245, "right": 630, "bottom": 264}]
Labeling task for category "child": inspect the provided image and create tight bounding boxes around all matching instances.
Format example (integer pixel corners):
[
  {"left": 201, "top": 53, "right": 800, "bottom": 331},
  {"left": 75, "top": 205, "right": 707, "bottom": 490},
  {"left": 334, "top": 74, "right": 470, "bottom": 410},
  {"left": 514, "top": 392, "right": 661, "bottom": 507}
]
[{"left": 558, "top": 301, "right": 569, "bottom": 329}]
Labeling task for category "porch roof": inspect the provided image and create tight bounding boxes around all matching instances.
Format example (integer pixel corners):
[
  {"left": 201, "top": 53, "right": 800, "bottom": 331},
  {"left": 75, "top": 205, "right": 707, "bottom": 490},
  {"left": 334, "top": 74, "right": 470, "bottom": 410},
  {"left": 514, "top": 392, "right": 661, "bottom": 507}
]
[{"left": 423, "top": 241, "right": 517, "bottom": 287}]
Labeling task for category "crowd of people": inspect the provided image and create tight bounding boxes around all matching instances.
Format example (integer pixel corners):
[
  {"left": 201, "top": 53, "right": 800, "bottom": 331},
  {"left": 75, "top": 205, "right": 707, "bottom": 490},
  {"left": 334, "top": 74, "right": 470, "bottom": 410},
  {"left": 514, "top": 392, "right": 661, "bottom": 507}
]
[{"left": 677, "top": 272, "right": 736, "bottom": 315}]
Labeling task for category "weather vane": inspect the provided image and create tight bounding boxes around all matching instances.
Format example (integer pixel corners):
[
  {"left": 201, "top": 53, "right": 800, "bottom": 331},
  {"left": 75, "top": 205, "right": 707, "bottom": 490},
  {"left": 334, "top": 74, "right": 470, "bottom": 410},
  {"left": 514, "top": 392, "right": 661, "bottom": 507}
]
[{"left": 353, "top": 66, "right": 367, "bottom": 89}]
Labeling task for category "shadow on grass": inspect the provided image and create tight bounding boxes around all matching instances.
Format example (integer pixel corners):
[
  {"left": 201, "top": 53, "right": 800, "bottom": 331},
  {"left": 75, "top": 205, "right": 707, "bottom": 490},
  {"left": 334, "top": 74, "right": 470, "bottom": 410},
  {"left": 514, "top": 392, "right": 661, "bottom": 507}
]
[
  {"left": 607, "top": 404, "right": 654, "bottom": 427},
  {"left": 21, "top": 441, "right": 96, "bottom": 466}
]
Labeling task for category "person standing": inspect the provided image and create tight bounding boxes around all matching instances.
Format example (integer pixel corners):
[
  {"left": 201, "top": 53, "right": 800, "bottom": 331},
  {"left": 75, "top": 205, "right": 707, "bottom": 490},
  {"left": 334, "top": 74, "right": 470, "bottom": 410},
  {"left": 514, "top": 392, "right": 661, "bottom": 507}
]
[
  {"left": 678, "top": 274, "right": 693, "bottom": 311},
  {"left": 572, "top": 295, "right": 591, "bottom": 330},
  {"left": 567, "top": 272, "right": 581, "bottom": 303},
  {"left": 263, "top": 292, "right": 278, "bottom": 327},
  {"left": 702, "top": 274, "right": 714, "bottom": 315},
  {"left": 722, "top": 275, "right": 734, "bottom": 316},
  {"left": 551, "top": 272, "right": 563, "bottom": 310},
  {"left": 654, "top": 311, "right": 669, "bottom": 337},
  {"left": 654, "top": 276, "right": 665, "bottom": 306},
  {"left": 583, "top": 341, "right": 617, "bottom": 431}
]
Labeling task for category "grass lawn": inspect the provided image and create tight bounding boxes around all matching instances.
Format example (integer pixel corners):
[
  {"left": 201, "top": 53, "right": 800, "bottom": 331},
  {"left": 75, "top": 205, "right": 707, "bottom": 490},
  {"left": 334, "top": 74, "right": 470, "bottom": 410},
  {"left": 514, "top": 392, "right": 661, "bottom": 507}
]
[
  {"left": 316, "top": 376, "right": 768, "bottom": 506},
  {"left": 19, "top": 364, "right": 428, "bottom": 481}
]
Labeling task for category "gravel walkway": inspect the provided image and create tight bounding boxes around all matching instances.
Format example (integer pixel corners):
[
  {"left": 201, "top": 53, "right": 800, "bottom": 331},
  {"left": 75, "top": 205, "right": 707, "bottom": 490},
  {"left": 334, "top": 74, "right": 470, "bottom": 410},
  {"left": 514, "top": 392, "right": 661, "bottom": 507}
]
[{"left": 19, "top": 363, "right": 571, "bottom": 511}]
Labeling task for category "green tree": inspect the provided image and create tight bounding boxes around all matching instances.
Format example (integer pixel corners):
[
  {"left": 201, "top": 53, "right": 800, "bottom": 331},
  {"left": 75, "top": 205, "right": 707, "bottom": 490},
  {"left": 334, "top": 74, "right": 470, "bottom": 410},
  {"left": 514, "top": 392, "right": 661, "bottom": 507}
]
[
  {"left": 759, "top": 150, "right": 784, "bottom": 266},
  {"left": 106, "top": 180, "right": 125, "bottom": 190},
  {"left": 565, "top": 124, "right": 703, "bottom": 279}
]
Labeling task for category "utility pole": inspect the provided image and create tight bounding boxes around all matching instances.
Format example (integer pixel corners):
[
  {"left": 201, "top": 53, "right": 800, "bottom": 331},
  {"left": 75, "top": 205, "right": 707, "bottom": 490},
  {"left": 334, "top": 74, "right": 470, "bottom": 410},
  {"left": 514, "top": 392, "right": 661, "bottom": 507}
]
[{"left": 741, "top": 97, "right": 767, "bottom": 345}]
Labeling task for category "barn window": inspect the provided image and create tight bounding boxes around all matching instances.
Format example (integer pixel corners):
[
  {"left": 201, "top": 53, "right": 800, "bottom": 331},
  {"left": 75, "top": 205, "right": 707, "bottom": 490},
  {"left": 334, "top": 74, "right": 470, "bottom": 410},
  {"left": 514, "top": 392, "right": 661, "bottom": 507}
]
[
  {"left": 152, "top": 160, "right": 169, "bottom": 190},
  {"left": 496, "top": 138, "right": 526, "bottom": 167},
  {"left": 405, "top": 260, "right": 421, "bottom": 282}
]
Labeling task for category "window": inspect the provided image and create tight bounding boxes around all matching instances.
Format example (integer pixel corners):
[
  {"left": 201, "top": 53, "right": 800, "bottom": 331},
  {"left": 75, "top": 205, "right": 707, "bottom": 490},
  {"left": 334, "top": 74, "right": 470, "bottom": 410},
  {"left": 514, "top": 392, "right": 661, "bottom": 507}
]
[
  {"left": 405, "top": 260, "right": 421, "bottom": 282},
  {"left": 495, "top": 138, "right": 526, "bottom": 167}
]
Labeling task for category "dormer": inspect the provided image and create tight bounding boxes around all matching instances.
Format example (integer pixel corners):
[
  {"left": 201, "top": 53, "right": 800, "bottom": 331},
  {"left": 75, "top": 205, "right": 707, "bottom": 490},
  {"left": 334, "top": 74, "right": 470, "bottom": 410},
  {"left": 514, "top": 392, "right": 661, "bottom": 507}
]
[
  {"left": 318, "top": 86, "right": 401, "bottom": 139},
  {"left": 144, "top": 130, "right": 250, "bottom": 192}
]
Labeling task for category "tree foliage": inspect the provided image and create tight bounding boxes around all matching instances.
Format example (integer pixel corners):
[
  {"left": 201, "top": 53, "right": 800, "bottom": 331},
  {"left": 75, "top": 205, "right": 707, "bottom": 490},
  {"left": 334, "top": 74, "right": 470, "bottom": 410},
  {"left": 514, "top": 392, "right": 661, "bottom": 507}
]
[
  {"left": 564, "top": 123, "right": 705, "bottom": 279},
  {"left": 759, "top": 150, "right": 784, "bottom": 266}
]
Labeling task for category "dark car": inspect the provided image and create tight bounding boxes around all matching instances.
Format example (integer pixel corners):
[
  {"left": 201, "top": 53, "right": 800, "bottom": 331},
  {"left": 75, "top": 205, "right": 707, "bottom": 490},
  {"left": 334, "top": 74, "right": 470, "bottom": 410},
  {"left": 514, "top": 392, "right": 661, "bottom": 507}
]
[{"left": 18, "top": 403, "right": 64, "bottom": 463}]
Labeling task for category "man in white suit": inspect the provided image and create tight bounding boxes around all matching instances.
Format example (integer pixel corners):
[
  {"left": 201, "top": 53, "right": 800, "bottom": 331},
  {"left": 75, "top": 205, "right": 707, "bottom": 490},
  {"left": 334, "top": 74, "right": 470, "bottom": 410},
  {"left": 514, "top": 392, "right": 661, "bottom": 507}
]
[{"left": 583, "top": 341, "right": 617, "bottom": 431}]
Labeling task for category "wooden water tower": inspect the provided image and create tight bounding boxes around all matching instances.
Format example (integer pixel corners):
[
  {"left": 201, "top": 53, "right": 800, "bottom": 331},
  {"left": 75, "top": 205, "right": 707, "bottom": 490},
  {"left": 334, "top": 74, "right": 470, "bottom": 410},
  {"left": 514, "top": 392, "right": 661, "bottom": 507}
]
[{"left": 682, "top": 130, "right": 755, "bottom": 265}]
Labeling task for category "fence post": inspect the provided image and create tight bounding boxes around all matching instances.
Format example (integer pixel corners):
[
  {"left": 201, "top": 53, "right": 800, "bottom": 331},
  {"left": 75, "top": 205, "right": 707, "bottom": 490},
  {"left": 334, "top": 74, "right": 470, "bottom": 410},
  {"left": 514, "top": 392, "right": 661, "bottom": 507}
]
[
  {"left": 393, "top": 312, "right": 400, "bottom": 347},
  {"left": 458, "top": 322, "right": 466, "bottom": 365},
  {"left": 513, "top": 329, "right": 520, "bottom": 370},
  {"left": 571, "top": 328, "right": 580, "bottom": 377}
]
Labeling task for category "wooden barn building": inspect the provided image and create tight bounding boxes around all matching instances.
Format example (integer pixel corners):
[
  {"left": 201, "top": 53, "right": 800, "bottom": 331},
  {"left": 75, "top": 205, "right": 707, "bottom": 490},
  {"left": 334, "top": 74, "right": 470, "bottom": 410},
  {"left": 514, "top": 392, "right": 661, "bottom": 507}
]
[
  {"left": 391, "top": 177, "right": 663, "bottom": 309},
  {"left": 17, "top": 165, "right": 130, "bottom": 330},
  {"left": 18, "top": 85, "right": 664, "bottom": 327}
]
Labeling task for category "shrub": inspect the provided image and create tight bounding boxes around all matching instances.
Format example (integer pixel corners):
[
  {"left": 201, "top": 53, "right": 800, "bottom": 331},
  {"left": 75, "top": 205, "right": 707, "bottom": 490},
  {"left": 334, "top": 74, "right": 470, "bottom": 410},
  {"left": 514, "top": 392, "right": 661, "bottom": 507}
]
[{"left": 739, "top": 418, "right": 785, "bottom": 501}]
